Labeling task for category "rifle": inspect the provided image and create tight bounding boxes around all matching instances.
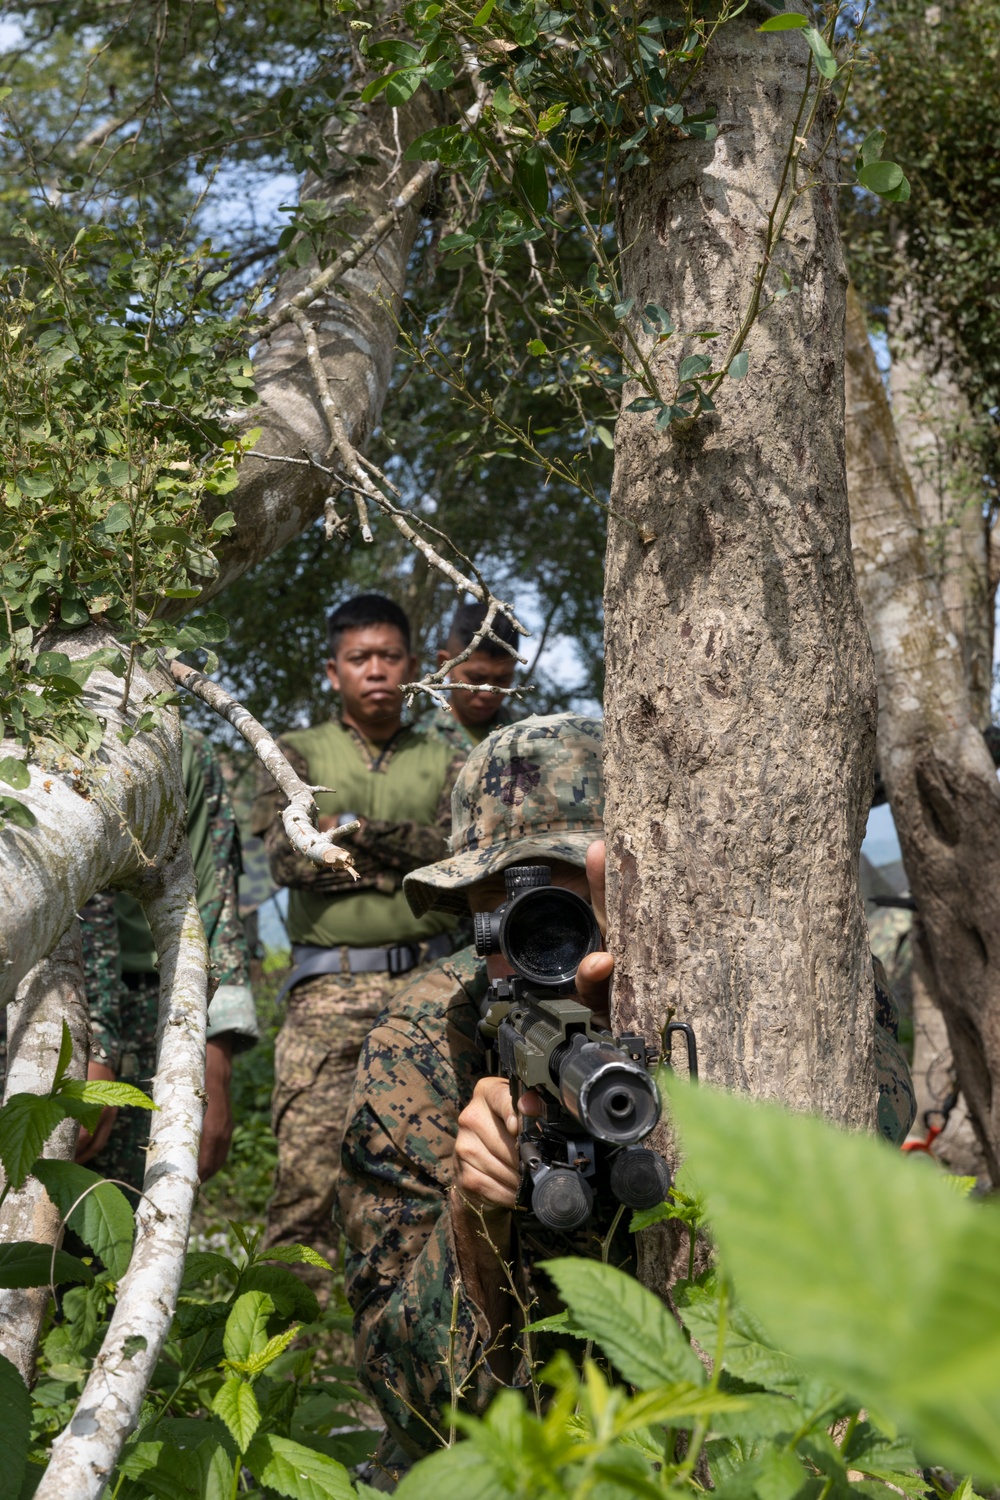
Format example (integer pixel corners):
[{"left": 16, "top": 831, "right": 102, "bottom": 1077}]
[{"left": 475, "top": 864, "right": 697, "bottom": 1231}]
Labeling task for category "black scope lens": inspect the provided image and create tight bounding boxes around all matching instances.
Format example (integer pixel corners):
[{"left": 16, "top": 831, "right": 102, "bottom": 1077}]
[{"left": 500, "top": 886, "right": 601, "bottom": 988}]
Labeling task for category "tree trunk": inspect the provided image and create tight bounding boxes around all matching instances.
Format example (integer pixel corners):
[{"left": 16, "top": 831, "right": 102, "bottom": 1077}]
[
  {"left": 0, "top": 927, "right": 88, "bottom": 1382},
  {"left": 888, "top": 310, "right": 993, "bottom": 725},
  {"left": 604, "top": 20, "right": 878, "bottom": 1139},
  {"left": 197, "top": 90, "right": 439, "bottom": 603},
  {"left": 908, "top": 950, "right": 985, "bottom": 1176},
  {"left": 0, "top": 629, "right": 185, "bottom": 1001},
  {"left": 844, "top": 283, "right": 1000, "bottom": 1181}
]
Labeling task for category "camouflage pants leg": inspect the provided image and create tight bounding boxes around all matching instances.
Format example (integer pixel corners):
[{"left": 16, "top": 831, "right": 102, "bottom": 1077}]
[
  {"left": 90, "top": 976, "right": 161, "bottom": 1196},
  {"left": 263, "top": 964, "right": 426, "bottom": 1295}
]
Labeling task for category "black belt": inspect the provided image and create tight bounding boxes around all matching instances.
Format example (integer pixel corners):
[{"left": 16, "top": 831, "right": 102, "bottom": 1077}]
[{"left": 277, "top": 932, "right": 454, "bottom": 1002}]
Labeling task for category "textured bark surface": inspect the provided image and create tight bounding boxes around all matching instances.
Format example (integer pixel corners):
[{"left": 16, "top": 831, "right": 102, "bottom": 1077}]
[
  {"left": 0, "top": 927, "right": 88, "bottom": 1382},
  {"left": 604, "top": 19, "right": 878, "bottom": 1128},
  {"left": 38, "top": 848, "right": 207, "bottom": 1500},
  {"left": 0, "top": 628, "right": 185, "bottom": 1003},
  {"left": 197, "top": 91, "right": 439, "bottom": 603},
  {"left": 888, "top": 314, "right": 993, "bottom": 725},
  {"left": 845, "top": 284, "right": 1000, "bottom": 1180}
]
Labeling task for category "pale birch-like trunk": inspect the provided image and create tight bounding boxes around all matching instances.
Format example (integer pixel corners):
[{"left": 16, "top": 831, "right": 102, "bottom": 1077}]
[
  {"left": 0, "top": 927, "right": 89, "bottom": 1382},
  {"left": 37, "top": 848, "right": 207, "bottom": 1500},
  {"left": 605, "top": 20, "right": 878, "bottom": 1149},
  {"left": 845, "top": 284, "right": 1000, "bottom": 1180},
  {"left": 0, "top": 628, "right": 186, "bottom": 1004},
  {"left": 888, "top": 312, "right": 993, "bottom": 725}
]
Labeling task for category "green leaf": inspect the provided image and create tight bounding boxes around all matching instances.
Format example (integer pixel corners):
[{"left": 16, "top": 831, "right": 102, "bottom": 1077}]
[
  {"left": 97, "top": 501, "right": 131, "bottom": 534},
  {"left": 32, "top": 1160, "right": 134, "bottom": 1278},
  {"left": 0, "top": 1095, "right": 72, "bottom": 1191},
  {"left": 212, "top": 1377, "right": 261, "bottom": 1450},
  {"left": 244, "top": 1433, "right": 355, "bottom": 1499},
  {"left": 118, "top": 1438, "right": 233, "bottom": 1500},
  {"left": 0, "top": 1241, "right": 93, "bottom": 1289},
  {"left": 232, "top": 1323, "right": 302, "bottom": 1377},
  {"left": 526, "top": 339, "right": 549, "bottom": 357},
  {"left": 859, "top": 127, "right": 886, "bottom": 165},
  {"left": 0, "top": 1353, "right": 31, "bottom": 1496},
  {"left": 472, "top": 0, "right": 497, "bottom": 23},
  {"left": 513, "top": 147, "right": 548, "bottom": 219},
  {"left": 59, "top": 595, "right": 90, "bottom": 627},
  {"left": 666, "top": 1075, "right": 1000, "bottom": 1481},
  {"left": 16, "top": 473, "right": 55, "bottom": 498},
  {"left": 679, "top": 354, "right": 712, "bottom": 382},
  {"left": 729, "top": 351, "right": 750, "bottom": 380},
  {"left": 384, "top": 68, "right": 424, "bottom": 107},
  {"left": 0, "top": 798, "right": 37, "bottom": 831},
  {"left": 59, "top": 1079, "right": 158, "bottom": 1111},
  {"left": 105, "top": 459, "right": 135, "bottom": 487},
  {"left": 223, "top": 1291, "right": 275, "bottom": 1365},
  {"left": 541, "top": 1258, "right": 706, "bottom": 1388},
  {"left": 858, "top": 160, "right": 905, "bottom": 195},
  {"left": 52, "top": 1021, "right": 74, "bottom": 1090},
  {"left": 0, "top": 757, "right": 29, "bottom": 790},
  {"left": 238, "top": 1263, "right": 320, "bottom": 1324},
  {"left": 209, "top": 510, "right": 236, "bottom": 534},
  {"left": 181, "top": 1250, "right": 240, "bottom": 1287},
  {"left": 595, "top": 425, "right": 614, "bottom": 450},
  {"left": 758, "top": 12, "right": 809, "bottom": 28},
  {"left": 258, "top": 1244, "right": 332, "bottom": 1270},
  {"left": 803, "top": 26, "right": 837, "bottom": 78}
]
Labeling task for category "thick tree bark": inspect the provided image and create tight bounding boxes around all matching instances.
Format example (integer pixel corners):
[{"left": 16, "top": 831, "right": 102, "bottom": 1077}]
[
  {"left": 0, "top": 927, "right": 88, "bottom": 1381},
  {"left": 845, "top": 283, "right": 1000, "bottom": 1181},
  {"left": 604, "top": 21, "right": 878, "bottom": 1134},
  {"left": 888, "top": 312, "right": 993, "bottom": 725}
]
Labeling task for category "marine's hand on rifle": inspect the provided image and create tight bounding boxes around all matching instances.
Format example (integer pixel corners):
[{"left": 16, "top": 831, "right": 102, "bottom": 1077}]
[{"left": 454, "top": 1076, "right": 541, "bottom": 1215}]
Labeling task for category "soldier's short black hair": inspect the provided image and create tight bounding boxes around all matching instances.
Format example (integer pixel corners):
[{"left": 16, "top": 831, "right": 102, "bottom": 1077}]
[
  {"left": 445, "top": 601, "right": 519, "bottom": 659},
  {"left": 327, "top": 593, "right": 411, "bottom": 656}
]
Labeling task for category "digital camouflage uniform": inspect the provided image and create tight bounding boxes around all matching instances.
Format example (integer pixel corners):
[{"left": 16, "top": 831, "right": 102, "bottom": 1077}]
[
  {"left": 81, "top": 729, "right": 256, "bottom": 1192},
  {"left": 337, "top": 714, "right": 917, "bottom": 1483},
  {"left": 251, "top": 720, "right": 463, "bottom": 1281},
  {"left": 415, "top": 699, "right": 521, "bottom": 754}
]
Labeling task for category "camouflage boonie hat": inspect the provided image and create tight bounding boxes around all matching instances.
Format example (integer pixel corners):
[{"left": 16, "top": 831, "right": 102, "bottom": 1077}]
[{"left": 404, "top": 713, "right": 604, "bottom": 916}]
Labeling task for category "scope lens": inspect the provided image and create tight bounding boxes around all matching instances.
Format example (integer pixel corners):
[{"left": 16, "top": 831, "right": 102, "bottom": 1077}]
[{"left": 501, "top": 888, "right": 599, "bottom": 985}]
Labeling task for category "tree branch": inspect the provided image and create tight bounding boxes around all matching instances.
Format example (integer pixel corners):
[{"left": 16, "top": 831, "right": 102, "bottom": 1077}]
[
  {"left": 37, "top": 846, "right": 207, "bottom": 1500},
  {"left": 0, "top": 926, "right": 88, "bottom": 1383},
  {"left": 168, "top": 659, "right": 359, "bottom": 873}
]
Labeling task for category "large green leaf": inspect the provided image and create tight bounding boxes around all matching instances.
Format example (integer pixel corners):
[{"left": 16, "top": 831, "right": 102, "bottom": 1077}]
[
  {"left": 0, "top": 1353, "right": 32, "bottom": 1496},
  {"left": 666, "top": 1077, "right": 1000, "bottom": 1480},
  {"left": 32, "top": 1160, "right": 134, "bottom": 1279},
  {"left": 394, "top": 1440, "right": 511, "bottom": 1500},
  {"left": 238, "top": 1262, "right": 320, "bottom": 1324},
  {"left": 674, "top": 1273, "right": 804, "bottom": 1392},
  {"left": 0, "top": 1240, "right": 94, "bottom": 1289},
  {"left": 244, "top": 1433, "right": 355, "bottom": 1500},
  {"left": 0, "top": 1095, "right": 72, "bottom": 1191},
  {"left": 540, "top": 1257, "right": 705, "bottom": 1389},
  {"left": 212, "top": 1376, "right": 260, "bottom": 1450},
  {"left": 223, "top": 1291, "right": 274, "bottom": 1364},
  {"left": 116, "top": 1438, "right": 233, "bottom": 1500}
]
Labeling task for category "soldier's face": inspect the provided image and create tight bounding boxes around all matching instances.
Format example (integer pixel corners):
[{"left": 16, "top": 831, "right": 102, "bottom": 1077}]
[
  {"left": 327, "top": 624, "right": 418, "bottom": 731},
  {"left": 436, "top": 646, "right": 516, "bottom": 728}
]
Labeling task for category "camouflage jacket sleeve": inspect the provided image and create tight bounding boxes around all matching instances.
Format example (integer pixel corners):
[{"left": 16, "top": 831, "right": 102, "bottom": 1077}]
[
  {"left": 252, "top": 739, "right": 374, "bottom": 894},
  {"left": 79, "top": 891, "right": 125, "bottom": 1071},
  {"left": 195, "top": 737, "right": 258, "bottom": 1052},
  {"left": 337, "top": 962, "right": 525, "bottom": 1461},
  {"left": 348, "top": 748, "right": 465, "bottom": 875}
]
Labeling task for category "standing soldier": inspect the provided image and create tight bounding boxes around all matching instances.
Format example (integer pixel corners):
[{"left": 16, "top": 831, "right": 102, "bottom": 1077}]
[
  {"left": 417, "top": 600, "right": 522, "bottom": 752},
  {"left": 252, "top": 593, "right": 463, "bottom": 1288}
]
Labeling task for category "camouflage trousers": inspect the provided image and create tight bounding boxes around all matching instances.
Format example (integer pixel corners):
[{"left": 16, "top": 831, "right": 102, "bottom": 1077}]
[
  {"left": 263, "top": 963, "right": 431, "bottom": 1295},
  {"left": 90, "top": 975, "right": 161, "bottom": 1196}
]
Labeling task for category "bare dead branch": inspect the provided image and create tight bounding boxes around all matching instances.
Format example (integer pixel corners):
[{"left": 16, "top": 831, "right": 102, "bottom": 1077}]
[{"left": 168, "top": 660, "right": 359, "bottom": 874}]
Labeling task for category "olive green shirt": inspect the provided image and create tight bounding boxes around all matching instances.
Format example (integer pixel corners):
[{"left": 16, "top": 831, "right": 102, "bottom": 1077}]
[{"left": 253, "top": 720, "right": 463, "bottom": 949}]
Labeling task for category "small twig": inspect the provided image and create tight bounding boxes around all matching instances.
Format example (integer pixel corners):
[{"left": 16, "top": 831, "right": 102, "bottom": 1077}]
[{"left": 168, "top": 660, "right": 358, "bottom": 875}]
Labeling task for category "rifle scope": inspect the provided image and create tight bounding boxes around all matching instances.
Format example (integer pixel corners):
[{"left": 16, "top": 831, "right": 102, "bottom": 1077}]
[{"left": 474, "top": 865, "right": 602, "bottom": 990}]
